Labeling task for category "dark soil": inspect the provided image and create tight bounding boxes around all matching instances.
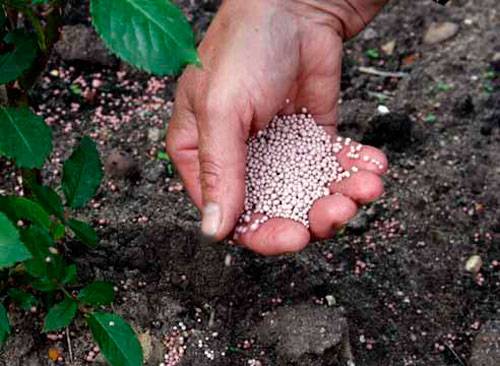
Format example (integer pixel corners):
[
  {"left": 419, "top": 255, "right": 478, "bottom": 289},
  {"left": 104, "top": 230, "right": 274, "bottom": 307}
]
[{"left": 1, "top": 0, "right": 499, "bottom": 365}]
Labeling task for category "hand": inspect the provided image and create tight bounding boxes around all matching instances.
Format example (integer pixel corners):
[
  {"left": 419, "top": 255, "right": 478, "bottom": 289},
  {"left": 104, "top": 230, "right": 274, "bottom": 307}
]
[{"left": 167, "top": 0, "right": 388, "bottom": 255}]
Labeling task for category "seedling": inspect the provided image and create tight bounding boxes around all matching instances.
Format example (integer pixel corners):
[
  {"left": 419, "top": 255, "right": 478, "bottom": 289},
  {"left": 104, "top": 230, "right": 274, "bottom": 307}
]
[
  {"left": 435, "top": 82, "right": 453, "bottom": 92},
  {"left": 365, "top": 48, "right": 380, "bottom": 60},
  {"left": 424, "top": 113, "right": 437, "bottom": 123},
  {"left": 157, "top": 151, "right": 175, "bottom": 177}
]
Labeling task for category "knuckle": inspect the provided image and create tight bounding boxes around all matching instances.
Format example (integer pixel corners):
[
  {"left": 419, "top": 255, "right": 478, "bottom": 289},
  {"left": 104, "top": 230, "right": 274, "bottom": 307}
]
[
  {"left": 199, "top": 155, "right": 223, "bottom": 195},
  {"left": 165, "top": 130, "right": 180, "bottom": 161}
]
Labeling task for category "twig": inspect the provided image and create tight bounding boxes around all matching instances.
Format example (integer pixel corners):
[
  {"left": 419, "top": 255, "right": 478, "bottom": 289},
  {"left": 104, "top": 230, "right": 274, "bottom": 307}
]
[
  {"left": 367, "top": 91, "right": 394, "bottom": 101},
  {"left": 444, "top": 343, "right": 466, "bottom": 366},
  {"left": 358, "top": 66, "right": 408, "bottom": 78},
  {"left": 66, "top": 327, "right": 74, "bottom": 364}
]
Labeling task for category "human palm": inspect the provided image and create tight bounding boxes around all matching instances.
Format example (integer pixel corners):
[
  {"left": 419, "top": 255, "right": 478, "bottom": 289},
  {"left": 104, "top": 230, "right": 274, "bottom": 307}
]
[{"left": 166, "top": 0, "right": 387, "bottom": 255}]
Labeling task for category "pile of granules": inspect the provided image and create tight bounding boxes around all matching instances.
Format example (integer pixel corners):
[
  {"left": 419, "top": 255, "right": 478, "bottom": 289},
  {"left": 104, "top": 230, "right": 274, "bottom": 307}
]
[{"left": 235, "top": 110, "right": 382, "bottom": 236}]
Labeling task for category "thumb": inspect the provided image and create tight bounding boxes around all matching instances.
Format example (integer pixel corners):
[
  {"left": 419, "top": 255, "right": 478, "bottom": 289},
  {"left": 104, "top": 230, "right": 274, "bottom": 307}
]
[{"left": 196, "top": 100, "right": 249, "bottom": 241}]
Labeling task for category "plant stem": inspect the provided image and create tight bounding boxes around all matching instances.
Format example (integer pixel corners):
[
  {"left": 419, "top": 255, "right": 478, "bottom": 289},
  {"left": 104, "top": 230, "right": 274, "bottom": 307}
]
[
  {"left": 24, "top": 7, "right": 46, "bottom": 51},
  {"left": 19, "top": 4, "right": 62, "bottom": 94},
  {"left": 59, "top": 286, "right": 73, "bottom": 300}
]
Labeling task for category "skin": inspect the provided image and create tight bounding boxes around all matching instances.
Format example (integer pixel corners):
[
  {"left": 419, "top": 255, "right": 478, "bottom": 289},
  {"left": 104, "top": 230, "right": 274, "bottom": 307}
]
[{"left": 167, "top": 0, "right": 388, "bottom": 255}]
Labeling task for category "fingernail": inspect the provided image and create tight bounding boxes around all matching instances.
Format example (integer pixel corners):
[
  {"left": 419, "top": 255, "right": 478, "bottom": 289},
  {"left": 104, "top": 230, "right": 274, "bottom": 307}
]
[{"left": 201, "top": 202, "right": 221, "bottom": 238}]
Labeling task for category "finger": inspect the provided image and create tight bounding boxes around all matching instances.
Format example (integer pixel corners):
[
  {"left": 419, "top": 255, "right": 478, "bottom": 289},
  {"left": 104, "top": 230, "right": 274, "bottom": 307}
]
[
  {"left": 196, "top": 94, "right": 250, "bottom": 241},
  {"left": 309, "top": 193, "right": 358, "bottom": 239},
  {"left": 330, "top": 170, "right": 384, "bottom": 205},
  {"left": 334, "top": 141, "right": 388, "bottom": 174},
  {"left": 237, "top": 216, "right": 310, "bottom": 256},
  {"left": 166, "top": 92, "right": 203, "bottom": 208}
]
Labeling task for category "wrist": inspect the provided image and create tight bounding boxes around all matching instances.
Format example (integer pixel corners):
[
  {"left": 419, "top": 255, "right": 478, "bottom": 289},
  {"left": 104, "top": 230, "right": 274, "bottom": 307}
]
[{"left": 286, "top": 0, "right": 388, "bottom": 39}]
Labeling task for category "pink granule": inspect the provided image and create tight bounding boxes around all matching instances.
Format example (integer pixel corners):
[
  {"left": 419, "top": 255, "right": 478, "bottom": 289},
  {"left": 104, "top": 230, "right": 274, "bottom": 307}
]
[{"left": 236, "top": 111, "right": 364, "bottom": 235}]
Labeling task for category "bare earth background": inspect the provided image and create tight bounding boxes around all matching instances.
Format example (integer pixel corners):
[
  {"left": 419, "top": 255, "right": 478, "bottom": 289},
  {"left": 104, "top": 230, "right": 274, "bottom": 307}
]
[{"left": 0, "top": 0, "right": 499, "bottom": 365}]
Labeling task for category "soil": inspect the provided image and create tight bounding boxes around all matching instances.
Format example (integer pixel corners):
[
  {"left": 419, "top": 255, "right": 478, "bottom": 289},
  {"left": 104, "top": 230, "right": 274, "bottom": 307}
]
[{"left": 1, "top": 0, "right": 499, "bottom": 365}]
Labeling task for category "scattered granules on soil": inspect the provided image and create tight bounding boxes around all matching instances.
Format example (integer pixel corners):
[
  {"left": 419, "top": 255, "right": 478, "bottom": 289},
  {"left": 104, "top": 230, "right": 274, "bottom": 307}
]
[{"left": 235, "top": 110, "right": 383, "bottom": 236}]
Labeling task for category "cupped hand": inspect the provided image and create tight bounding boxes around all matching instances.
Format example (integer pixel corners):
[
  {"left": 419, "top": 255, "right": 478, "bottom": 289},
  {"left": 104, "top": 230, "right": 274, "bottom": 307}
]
[{"left": 166, "top": 0, "right": 388, "bottom": 255}]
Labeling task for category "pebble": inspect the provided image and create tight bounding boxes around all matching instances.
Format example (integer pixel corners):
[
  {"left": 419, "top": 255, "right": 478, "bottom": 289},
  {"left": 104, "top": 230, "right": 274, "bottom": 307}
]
[
  {"left": 147, "top": 127, "right": 162, "bottom": 143},
  {"left": 361, "top": 27, "right": 378, "bottom": 40},
  {"left": 143, "top": 160, "right": 165, "bottom": 182},
  {"left": 423, "top": 22, "right": 459, "bottom": 45},
  {"left": 377, "top": 105, "right": 390, "bottom": 115},
  {"left": 325, "top": 295, "right": 336, "bottom": 307},
  {"left": 465, "top": 255, "right": 483, "bottom": 273},
  {"left": 381, "top": 40, "right": 396, "bottom": 55}
]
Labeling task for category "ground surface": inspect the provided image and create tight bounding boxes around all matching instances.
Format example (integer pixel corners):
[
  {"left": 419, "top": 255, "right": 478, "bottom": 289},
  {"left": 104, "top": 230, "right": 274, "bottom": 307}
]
[{"left": 0, "top": 0, "right": 499, "bottom": 365}]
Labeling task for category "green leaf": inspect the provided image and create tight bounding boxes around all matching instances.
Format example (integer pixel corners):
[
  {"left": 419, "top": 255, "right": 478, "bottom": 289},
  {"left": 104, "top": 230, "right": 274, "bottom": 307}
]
[
  {"left": 78, "top": 281, "right": 114, "bottom": 306},
  {"left": 2, "top": 0, "right": 30, "bottom": 9},
  {"left": 0, "top": 196, "right": 51, "bottom": 230},
  {"left": 87, "top": 312, "right": 143, "bottom": 366},
  {"left": 61, "top": 264, "right": 77, "bottom": 285},
  {"left": 156, "top": 151, "right": 170, "bottom": 161},
  {"left": 21, "top": 226, "right": 63, "bottom": 282},
  {"left": 436, "top": 82, "right": 453, "bottom": 92},
  {"left": 51, "top": 222, "right": 65, "bottom": 240},
  {"left": 68, "top": 219, "right": 98, "bottom": 248},
  {"left": 8, "top": 288, "right": 37, "bottom": 310},
  {"left": 90, "top": 0, "right": 199, "bottom": 75},
  {"left": 62, "top": 136, "right": 103, "bottom": 209},
  {"left": 31, "top": 277, "right": 58, "bottom": 292},
  {"left": 0, "top": 212, "right": 32, "bottom": 269},
  {"left": 424, "top": 113, "right": 437, "bottom": 123},
  {"left": 43, "top": 297, "right": 78, "bottom": 332},
  {"left": 30, "top": 184, "right": 64, "bottom": 220},
  {"left": 69, "top": 84, "right": 82, "bottom": 96},
  {"left": 0, "top": 303, "right": 10, "bottom": 344},
  {"left": 0, "top": 30, "right": 37, "bottom": 84},
  {"left": 0, "top": 106, "right": 52, "bottom": 168},
  {"left": 365, "top": 48, "right": 380, "bottom": 60}
]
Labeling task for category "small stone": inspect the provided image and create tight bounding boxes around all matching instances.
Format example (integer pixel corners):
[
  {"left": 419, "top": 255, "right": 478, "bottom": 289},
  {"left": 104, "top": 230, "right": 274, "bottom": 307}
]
[
  {"left": 147, "top": 127, "right": 162, "bottom": 143},
  {"left": 168, "top": 181, "right": 184, "bottom": 192},
  {"left": 47, "top": 347, "right": 61, "bottom": 361},
  {"left": 325, "top": 295, "right": 336, "bottom": 307},
  {"left": 143, "top": 160, "right": 165, "bottom": 183},
  {"left": 377, "top": 105, "right": 390, "bottom": 115},
  {"left": 361, "top": 27, "right": 378, "bottom": 40},
  {"left": 423, "top": 22, "right": 459, "bottom": 45},
  {"left": 465, "top": 255, "right": 483, "bottom": 273},
  {"left": 381, "top": 40, "right": 396, "bottom": 55}
]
